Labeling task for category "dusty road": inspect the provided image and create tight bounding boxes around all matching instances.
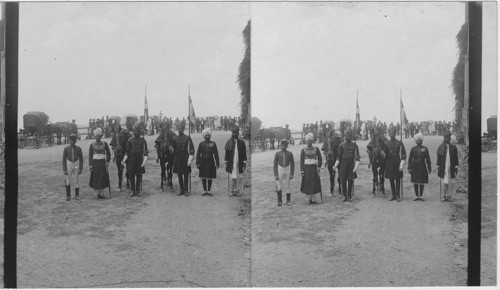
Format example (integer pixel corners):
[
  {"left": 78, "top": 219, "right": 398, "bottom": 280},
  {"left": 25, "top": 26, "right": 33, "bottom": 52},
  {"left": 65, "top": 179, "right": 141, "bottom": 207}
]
[
  {"left": 15, "top": 131, "right": 251, "bottom": 288},
  {"left": 251, "top": 135, "right": 467, "bottom": 287},
  {"left": 481, "top": 149, "right": 497, "bottom": 286}
]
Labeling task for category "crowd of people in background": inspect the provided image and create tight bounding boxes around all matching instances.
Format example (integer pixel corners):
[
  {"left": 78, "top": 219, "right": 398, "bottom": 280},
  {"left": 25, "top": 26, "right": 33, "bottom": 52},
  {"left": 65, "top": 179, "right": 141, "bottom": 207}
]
[
  {"left": 300, "top": 119, "right": 456, "bottom": 144},
  {"left": 86, "top": 115, "right": 242, "bottom": 139}
]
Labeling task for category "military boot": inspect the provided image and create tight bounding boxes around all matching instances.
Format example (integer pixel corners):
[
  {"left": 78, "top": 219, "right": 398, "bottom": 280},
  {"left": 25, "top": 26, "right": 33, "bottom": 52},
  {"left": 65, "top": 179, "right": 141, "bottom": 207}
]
[
  {"left": 66, "top": 185, "right": 71, "bottom": 201},
  {"left": 277, "top": 190, "right": 282, "bottom": 206},
  {"left": 75, "top": 188, "right": 80, "bottom": 200},
  {"left": 286, "top": 193, "right": 291, "bottom": 206}
]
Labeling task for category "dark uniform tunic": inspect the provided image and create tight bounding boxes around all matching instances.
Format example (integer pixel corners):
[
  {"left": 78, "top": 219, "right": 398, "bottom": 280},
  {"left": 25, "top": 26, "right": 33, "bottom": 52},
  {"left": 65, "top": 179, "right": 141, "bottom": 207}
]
[
  {"left": 383, "top": 139, "right": 406, "bottom": 179},
  {"left": 408, "top": 145, "right": 431, "bottom": 184},
  {"left": 89, "top": 141, "right": 111, "bottom": 189},
  {"left": 337, "top": 142, "right": 360, "bottom": 180},
  {"left": 300, "top": 146, "right": 322, "bottom": 195},
  {"left": 125, "top": 136, "right": 148, "bottom": 175},
  {"left": 172, "top": 134, "right": 195, "bottom": 174},
  {"left": 196, "top": 140, "right": 220, "bottom": 179}
]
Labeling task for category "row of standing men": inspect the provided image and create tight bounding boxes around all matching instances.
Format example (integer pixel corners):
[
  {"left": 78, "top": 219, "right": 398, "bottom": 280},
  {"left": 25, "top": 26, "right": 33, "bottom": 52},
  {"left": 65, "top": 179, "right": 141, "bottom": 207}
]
[
  {"left": 273, "top": 128, "right": 459, "bottom": 206},
  {"left": 62, "top": 122, "right": 247, "bottom": 201}
]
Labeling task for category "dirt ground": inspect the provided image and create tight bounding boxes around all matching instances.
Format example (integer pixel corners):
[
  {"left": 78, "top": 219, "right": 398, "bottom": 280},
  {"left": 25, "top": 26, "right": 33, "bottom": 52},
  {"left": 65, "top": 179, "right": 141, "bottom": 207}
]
[
  {"left": 251, "top": 135, "right": 468, "bottom": 287},
  {"left": 0, "top": 134, "right": 495, "bottom": 286},
  {"left": 14, "top": 131, "right": 251, "bottom": 288},
  {"left": 481, "top": 149, "right": 497, "bottom": 286}
]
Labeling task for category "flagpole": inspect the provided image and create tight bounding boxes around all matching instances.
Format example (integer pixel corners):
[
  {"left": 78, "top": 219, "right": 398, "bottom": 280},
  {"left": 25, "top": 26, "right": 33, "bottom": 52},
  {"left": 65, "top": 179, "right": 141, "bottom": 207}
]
[
  {"left": 144, "top": 85, "right": 147, "bottom": 135},
  {"left": 188, "top": 85, "right": 191, "bottom": 193},
  {"left": 400, "top": 89, "right": 403, "bottom": 198},
  {"left": 356, "top": 90, "right": 358, "bottom": 131},
  {"left": 400, "top": 89, "right": 402, "bottom": 142}
]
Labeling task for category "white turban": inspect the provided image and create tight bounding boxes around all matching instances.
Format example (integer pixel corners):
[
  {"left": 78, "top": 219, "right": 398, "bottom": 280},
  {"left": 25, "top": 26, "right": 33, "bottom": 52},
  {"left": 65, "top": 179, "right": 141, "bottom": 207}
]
[
  {"left": 202, "top": 128, "right": 212, "bottom": 137},
  {"left": 305, "top": 133, "right": 314, "bottom": 141},
  {"left": 414, "top": 133, "right": 423, "bottom": 142},
  {"left": 94, "top": 127, "right": 103, "bottom": 136}
]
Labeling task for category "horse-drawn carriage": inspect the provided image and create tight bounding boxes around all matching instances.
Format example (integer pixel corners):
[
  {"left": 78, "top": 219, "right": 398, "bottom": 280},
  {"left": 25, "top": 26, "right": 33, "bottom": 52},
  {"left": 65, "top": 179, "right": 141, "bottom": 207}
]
[
  {"left": 18, "top": 111, "right": 54, "bottom": 149},
  {"left": 338, "top": 119, "right": 353, "bottom": 135},
  {"left": 106, "top": 116, "right": 121, "bottom": 137},
  {"left": 319, "top": 121, "right": 335, "bottom": 143},
  {"left": 250, "top": 128, "right": 268, "bottom": 153},
  {"left": 482, "top": 115, "right": 497, "bottom": 152},
  {"left": 121, "top": 114, "right": 139, "bottom": 132}
]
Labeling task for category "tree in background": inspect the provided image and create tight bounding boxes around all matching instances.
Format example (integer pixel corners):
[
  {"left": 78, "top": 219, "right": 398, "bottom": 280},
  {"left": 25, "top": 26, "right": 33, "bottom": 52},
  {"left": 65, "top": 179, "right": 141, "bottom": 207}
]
[
  {"left": 251, "top": 116, "right": 262, "bottom": 138},
  {"left": 238, "top": 20, "right": 250, "bottom": 139},
  {"left": 451, "top": 23, "right": 467, "bottom": 144}
]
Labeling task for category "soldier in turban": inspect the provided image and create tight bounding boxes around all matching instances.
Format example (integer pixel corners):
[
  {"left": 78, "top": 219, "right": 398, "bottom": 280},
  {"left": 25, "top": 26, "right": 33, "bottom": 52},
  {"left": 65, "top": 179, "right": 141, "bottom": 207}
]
[
  {"left": 196, "top": 128, "right": 220, "bottom": 196},
  {"left": 121, "top": 124, "right": 148, "bottom": 197},
  {"left": 383, "top": 127, "right": 407, "bottom": 202},
  {"left": 89, "top": 128, "right": 111, "bottom": 198},
  {"left": 172, "top": 121, "right": 195, "bottom": 196},
  {"left": 300, "top": 133, "right": 322, "bottom": 204},
  {"left": 408, "top": 133, "right": 432, "bottom": 201},
  {"left": 225, "top": 126, "right": 247, "bottom": 197},
  {"left": 334, "top": 130, "right": 360, "bottom": 202},
  {"left": 436, "top": 131, "right": 459, "bottom": 201}
]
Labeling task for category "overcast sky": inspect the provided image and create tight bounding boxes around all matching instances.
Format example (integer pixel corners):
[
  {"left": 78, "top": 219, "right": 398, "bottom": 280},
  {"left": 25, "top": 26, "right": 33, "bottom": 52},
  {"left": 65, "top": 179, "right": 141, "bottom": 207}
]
[
  {"left": 252, "top": 2, "right": 497, "bottom": 131},
  {"left": 18, "top": 2, "right": 250, "bottom": 127}
]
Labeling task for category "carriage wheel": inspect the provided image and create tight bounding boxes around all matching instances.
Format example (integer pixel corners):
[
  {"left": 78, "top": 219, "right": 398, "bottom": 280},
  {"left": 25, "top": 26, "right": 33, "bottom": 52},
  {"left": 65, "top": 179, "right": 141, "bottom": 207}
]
[
  {"left": 18, "top": 138, "right": 25, "bottom": 149},
  {"left": 17, "top": 133, "right": 26, "bottom": 149},
  {"left": 33, "top": 133, "right": 42, "bottom": 149},
  {"left": 250, "top": 140, "right": 257, "bottom": 153},
  {"left": 481, "top": 137, "right": 490, "bottom": 152}
]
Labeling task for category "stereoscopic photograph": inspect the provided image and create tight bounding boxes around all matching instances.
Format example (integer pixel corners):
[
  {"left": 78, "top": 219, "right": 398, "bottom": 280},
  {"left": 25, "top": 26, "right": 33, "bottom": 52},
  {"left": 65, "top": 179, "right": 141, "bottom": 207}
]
[{"left": 0, "top": 1, "right": 496, "bottom": 288}]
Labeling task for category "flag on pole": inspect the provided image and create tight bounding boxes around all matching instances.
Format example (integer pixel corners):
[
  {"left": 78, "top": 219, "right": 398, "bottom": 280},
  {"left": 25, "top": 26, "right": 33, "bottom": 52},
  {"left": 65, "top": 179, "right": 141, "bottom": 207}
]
[
  {"left": 355, "top": 94, "right": 360, "bottom": 130},
  {"left": 400, "top": 95, "right": 409, "bottom": 130},
  {"left": 189, "top": 94, "right": 196, "bottom": 125},
  {"left": 144, "top": 87, "right": 149, "bottom": 125}
]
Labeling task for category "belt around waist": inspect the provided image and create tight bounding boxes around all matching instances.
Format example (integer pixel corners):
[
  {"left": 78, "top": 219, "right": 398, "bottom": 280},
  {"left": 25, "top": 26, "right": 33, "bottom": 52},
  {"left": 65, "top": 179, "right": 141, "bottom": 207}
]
[
  {"left": 200, "top": 153, "right": 213, "bottom": 158},
  {"left": 93, "top": 154, "right": 106, "bottom": 160},
  {"left": 304, "top": 159, "right": 318, "bottom": 165}
]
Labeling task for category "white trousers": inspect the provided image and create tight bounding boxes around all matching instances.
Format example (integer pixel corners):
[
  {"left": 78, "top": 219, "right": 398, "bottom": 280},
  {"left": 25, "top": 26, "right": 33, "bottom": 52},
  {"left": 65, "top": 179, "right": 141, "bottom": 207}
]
[
  {"left": 442, "top": 180, "right": 454, "bottom": 198},
  {"left": 276, "top": 165, "right": 291, "bottom": 193},
  {"left": 230, "top": 177, "right": 243, "bottom": 192},
  {"left": 66, "top": 161, "right": 80, "bottom": 188}
]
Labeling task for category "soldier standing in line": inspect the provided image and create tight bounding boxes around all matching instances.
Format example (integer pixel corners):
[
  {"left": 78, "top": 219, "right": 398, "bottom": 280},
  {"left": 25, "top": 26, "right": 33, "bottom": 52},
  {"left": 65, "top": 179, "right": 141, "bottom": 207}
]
[
  {"left": 436, "top": 131, "right": 459, "bottom": 202},
  {"left": 225, "top": 126, "right": 247, "bottom": 197},
  {"left": 62, "top": 134, "right": 84, "bottom": 201},
  {"left": 333, "top": 130, "right": 360, "bottom": 202},
  {"left": 383, "top": 127, "right": 406, "bottom": 202},
  {"left": 111, "top": 127, "right": 132, "bottom": 190},
  {"left": 321, "top": 131, "right": 339, "bottom": 195},
  {"left": 408, "top": 133, "right": 432, "bottom": 201},
  {"left": 89, "top": 128, "right": 111, "bottom": 199},
  {"left": 274, "top": 139, "right": 294, "bottom": 206},
  {"left": 172, "top": 121, "right": 195, "bottom": 196},
  {"left": 196, "top": 128, "right": 220, "bottom": 196},
  {"left": 121, "top": 125, "right": 148, "bottom": 197}
]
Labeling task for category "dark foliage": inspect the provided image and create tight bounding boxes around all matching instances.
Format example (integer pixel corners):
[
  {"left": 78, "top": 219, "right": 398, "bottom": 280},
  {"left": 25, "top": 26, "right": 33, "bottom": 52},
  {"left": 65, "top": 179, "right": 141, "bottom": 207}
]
[
  {"left": 238, "top": 20, "right": 250, "bottom": 139},
  {"left": 451, "top": 23, "right": 467, "bottom": 132}
]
